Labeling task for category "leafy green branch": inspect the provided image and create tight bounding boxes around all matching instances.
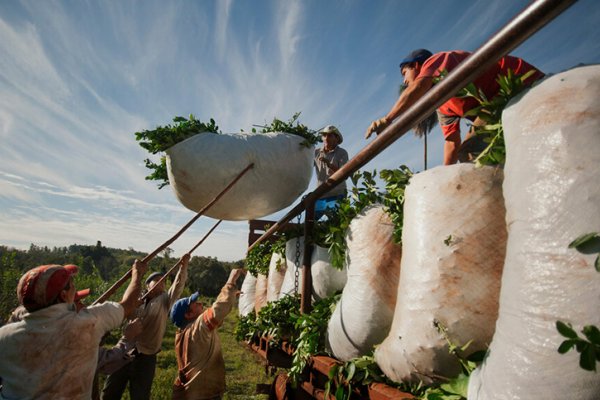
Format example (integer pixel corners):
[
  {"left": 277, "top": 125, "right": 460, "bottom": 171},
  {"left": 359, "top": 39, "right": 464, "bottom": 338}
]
[
  {"left": 458, "top": 69, "right": 538, "bottom": 166},
  {"left": 568, "top": 232, "right": 600, "bottom": 272},
  {"left": 135, "top": 112, "right": 318, "bottom": 188},
  {"left": 556, "top": 232, "right": 600, "bottom": 372},
  {"left": 556, "top": 321, "right": 600, "bottom": 372},
  {"left": 288, "top": 293, "right": 340, "bottom": 386},
  {"left": 253, "top": 112, "right": 321, "bottom": 147},
  {"left": 319, "top": 166, "right": 412, "bottom": 269},
  {"left": 245, "top": 236, "right": 286, "bottom": 277}
]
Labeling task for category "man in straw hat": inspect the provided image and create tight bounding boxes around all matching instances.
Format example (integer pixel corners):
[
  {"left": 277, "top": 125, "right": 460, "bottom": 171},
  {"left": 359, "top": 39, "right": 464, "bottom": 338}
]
[
  {"left": 314, "top": 125, "right": 349, "bottom": 219},
  {"left": 0, "top": 260, "right": 146, "bottom": 399}
]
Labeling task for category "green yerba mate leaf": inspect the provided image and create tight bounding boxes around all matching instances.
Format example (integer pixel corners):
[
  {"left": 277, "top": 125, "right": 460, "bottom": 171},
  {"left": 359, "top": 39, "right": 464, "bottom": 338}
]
[{"left": 556, "top": 321, "right": 578, "bottom": 339}]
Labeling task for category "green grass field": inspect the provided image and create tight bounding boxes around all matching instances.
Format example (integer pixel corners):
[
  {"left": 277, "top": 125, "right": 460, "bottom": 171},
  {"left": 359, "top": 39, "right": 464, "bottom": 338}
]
[{"left": 100, "top": 308, "right": 271, "bottom": 399}]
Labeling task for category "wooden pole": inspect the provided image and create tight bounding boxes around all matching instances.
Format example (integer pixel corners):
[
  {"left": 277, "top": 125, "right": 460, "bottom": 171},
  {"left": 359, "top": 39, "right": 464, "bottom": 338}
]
[
  {"left": 92, "top": 164, "right": 254, "bottom": 305},
  {"left": 139, "top": 219, "right": 223, "bottom": 302}
]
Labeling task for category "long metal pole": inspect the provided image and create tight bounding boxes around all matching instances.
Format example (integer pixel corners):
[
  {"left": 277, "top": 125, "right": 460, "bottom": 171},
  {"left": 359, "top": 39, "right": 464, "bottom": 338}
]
[
  {"left": 300, "top": 200, "right": 315, "bottom": 314},
  {"left": 92, "top": 164, "right": 254, "bottom": 305},
  {"left": 248, "top": 0, "right": 576, "bottom": 251},
  {"left": 139, "top": 219, "right": 223, "bottom": 302}
]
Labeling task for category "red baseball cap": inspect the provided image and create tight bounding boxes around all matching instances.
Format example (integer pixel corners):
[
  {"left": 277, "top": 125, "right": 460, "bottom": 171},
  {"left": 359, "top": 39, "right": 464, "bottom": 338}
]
[{"left": 17, "top": 264, "right": 79, "bottom": 312}]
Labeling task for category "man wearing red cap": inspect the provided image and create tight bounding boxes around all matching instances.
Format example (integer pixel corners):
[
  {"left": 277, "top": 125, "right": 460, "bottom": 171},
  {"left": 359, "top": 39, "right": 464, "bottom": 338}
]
[
  {"left": 102, "top": 253, "right": 190, "bottom": 400},
  {"left": 169, "top": 269, "right": 244, "bottom": 400},
  {"left": 365, "top": 49, "right": 544, "bottom": 165},
  {"left": 0, "top": 260, "right": 146, "bottom": 399}
]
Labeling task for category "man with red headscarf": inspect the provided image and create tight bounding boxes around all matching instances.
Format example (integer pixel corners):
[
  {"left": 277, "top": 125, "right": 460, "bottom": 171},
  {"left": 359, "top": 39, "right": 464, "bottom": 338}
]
[{"left": 0, "top": 260, "right": 146, "bottom": 399}]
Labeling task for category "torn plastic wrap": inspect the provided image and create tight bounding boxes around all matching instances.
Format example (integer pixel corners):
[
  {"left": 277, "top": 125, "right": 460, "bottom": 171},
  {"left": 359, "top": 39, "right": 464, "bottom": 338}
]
[
  {"left": 469, "top": 65, "right": 600, "bottom": 400},
  {"left": 375, "top": 164, "right": 506, "bottom": 384}
]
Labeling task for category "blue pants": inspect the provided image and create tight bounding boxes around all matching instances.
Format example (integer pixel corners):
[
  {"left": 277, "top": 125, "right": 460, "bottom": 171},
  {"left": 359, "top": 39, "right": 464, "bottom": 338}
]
[{"left": 314, "top": 194, "right": 345, "bottom": 220}]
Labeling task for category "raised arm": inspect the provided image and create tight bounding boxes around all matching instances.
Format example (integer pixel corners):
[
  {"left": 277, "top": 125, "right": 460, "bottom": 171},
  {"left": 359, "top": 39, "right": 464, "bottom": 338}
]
[
  {"left": 196, "top": 269, "right": 244, "bottom": 333},
  {"left": 365, "top": 76, "right": 434, "bottom": 139},
  {"left": 119, "top": 259, "right": 147, "bottom": 319},
  {"left": 168, "top": 253, "right": 190, "bottom": 308}
]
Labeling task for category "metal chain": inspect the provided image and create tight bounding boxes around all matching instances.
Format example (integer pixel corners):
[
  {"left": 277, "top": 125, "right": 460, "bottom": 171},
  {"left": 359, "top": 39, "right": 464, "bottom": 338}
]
[
  {"left": 293, "top": 197, "right": 306, "bottom": 295},
  {"left": 294, "top": 211, "right": 301, "bottom": 295}
]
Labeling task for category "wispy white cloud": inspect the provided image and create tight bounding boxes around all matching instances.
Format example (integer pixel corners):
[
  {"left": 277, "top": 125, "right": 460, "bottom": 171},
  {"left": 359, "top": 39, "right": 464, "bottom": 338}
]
[
  {"left": 215, "top": 0, "right": 233, "bottom": 61},
  {"left": 0, "top": 0, "right": 598, "bottom": 262}
]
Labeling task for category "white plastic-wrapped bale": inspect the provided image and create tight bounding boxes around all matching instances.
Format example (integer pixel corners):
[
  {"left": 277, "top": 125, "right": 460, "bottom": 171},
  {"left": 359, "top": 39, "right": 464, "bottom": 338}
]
[
  {"left": 254, "top": 274, "right": 268, "bottom": 313},
  {"left": 327, "top": 205, "right": 402, "bottom": 361},
  {"left": 239, "top": 273, "right": 257, "bottom": 317},
  {"left": 166, "top": 132, "right": 313, "bottom": 220},
  {"left": 311, "top": 245, "right": 347, "bottom": 301},
  {"left": 266, "top": 252, "right": 286, "bottom": 302},
  {"left": 375, "top": 164, "right": 506, "bottom": 384},
  {"left": 279, "top": 237, "right": 347, "bottom": 301},
  {"left": 279, "top": 237, "right": 305, "bottom": 299},
  {"left": 469, "top": 66, "right": 600, "bottom": 400}
]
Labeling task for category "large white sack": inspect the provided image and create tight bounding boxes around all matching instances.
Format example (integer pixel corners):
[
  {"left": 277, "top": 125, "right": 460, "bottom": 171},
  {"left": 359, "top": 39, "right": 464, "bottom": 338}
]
[
  {"left": 469, "top": 66, "right": 600, "bottom": 400},
  {"left": 327, "top": 205, "right": 402, "bottom": 361},
  {"left": 266, "top": 252, "right": 286, "bottom": 302},
  {"left": 311, "top": 245, "right": 347, "bottom": 301},
  {"left": 254, "top": 274, "right": 268, "bottom": 313},
  {"left": 166, "top": 132, "right": 313, "bottom": 220},
  {"left": 239, "top": 273, "right": 257, "bottom": 317},
  {"left": 375, "top": 164, "right": 506, "bottom": 384},
  {"left": 279, "top": 237, "right": 305, "bottom": 299},
  {"left": 279, "top": 238, "right": 347, "bottom": 301}
]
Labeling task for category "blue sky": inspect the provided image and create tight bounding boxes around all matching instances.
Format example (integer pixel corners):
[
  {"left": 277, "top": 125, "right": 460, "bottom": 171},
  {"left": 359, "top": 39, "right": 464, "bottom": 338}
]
[{"left": 1, "top": 0, "right": 599, "bottom": 261}]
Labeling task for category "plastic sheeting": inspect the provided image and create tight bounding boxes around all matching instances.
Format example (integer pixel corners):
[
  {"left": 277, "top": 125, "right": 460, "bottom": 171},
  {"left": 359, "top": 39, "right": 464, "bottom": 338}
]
[
  {"left": 239, "top": 273, "right": 257, "bottom": 317},
  {"left": 327, "top": 205, "right": 402, "bottom": 361},
  {"left": 166, "top": 132, "right": 313, "bottom": 220},
  {"left": 254, "top": 274, "right": 268, "bottom": 314},
  {"left": 279, "top": 237, "right": 305, "bottom": 299},
  {"left": 375, "top": 164, "right": 506, "bottom": 384},
  {"left": 266, "top": 252, "right": 286, "bottom": 302},
  {"left": 279, "top": 237, "right": 347, "bottom": 301},
  {"left": 468, "top": 66, "right": 600, "bottom": 400},
  {"left": 311, "top": 245, "right": 347, "bottom": 301}
]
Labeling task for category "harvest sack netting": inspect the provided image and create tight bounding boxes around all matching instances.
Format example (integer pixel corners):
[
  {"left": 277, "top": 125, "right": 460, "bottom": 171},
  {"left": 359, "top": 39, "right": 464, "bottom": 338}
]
[
  {"left": 375, "top": 164, "right": 506, "bottom": 383},
  {"left": 166, "top": 132, "right": 313, "bottom": 220},
  {"left": 327, "top": 205, "right": 402, "bottom": 361},
  {"left": 468, "top": 65, "right": 600, "bottom": 400}
]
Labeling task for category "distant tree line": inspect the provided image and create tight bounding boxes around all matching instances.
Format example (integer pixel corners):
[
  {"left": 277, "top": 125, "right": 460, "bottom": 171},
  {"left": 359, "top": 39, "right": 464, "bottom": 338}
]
[{"left": 0, "top": 241, "right": 244, "bottom": 323}]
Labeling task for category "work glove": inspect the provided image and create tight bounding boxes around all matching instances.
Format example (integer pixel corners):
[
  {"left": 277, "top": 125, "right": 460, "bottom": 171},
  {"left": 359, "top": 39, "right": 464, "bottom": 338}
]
[{"left": 365, "top": 117, "right": 390, "bottom": 139}]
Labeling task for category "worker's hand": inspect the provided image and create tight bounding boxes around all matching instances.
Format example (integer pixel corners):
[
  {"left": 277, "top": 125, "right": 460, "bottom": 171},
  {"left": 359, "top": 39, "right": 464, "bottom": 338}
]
[
  {"left": 365, "top": 117, "right": 390, "bottom": 139},
  {"left": 132, "top": 259, "right": 148, "bottom": 279},
  {"left": 123, "top": 318, "right": 143, "bottom": 341},
  {"left": 226, "top": 269, "right": 245, "bottom": 286},
  {"left": 180, "top": 253, "right": 191, "bottom": 269}
]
